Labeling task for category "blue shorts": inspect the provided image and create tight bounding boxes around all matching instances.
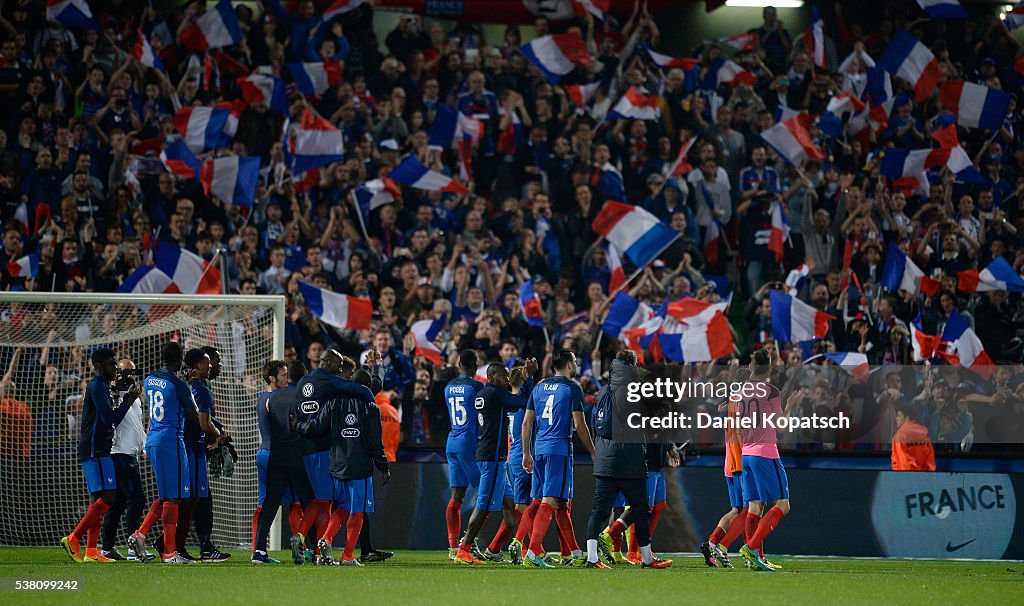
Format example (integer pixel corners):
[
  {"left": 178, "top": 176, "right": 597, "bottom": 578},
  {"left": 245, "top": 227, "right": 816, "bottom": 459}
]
[
  {"left": 446, "top": 450, "right": 480, "bottom": 489},
  {"left": 303, "top": 451, "right": 333, "bottom": 501},
  {"left": 256, "top": 449, "right": 294, "bottom": 507},
  {"left": 186, "top": 446, "right": 209, "bottom": 498},
  {"left": 726, "top": 474, "right": 744, "bottom": 508},
  {"left": 531, "top": 454, "right": 572, "bottom": 501},
  {"left": 612, "top": 492, "right": 627, "bottom": 508},
  {"left": 81, "top": 456, "right": 116, "bottom": 494},
  {"left": 646, "top": 471, "right": 666, "bottom": 506},
  {"left": 506, "top": 454, "right": 531, "bottom": 504},
  {"left": 476, "top": 461, "right": 511, "bottom": 512},
  {"left": 333, "top": 477, "right": 374, "bottom": 513},
  {"left": 741, "top": 455, "right": 789, "bottom": 502},
  {"left": 146, "top": 443, "right": 190, "bottom": 500}
]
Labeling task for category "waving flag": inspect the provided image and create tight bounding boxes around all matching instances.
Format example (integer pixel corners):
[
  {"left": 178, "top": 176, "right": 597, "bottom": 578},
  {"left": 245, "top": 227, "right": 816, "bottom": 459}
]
[
  {"left": 881, "top": 242, "right": 940, "bottom": 296},
  {"left": 760, "top": 115, "right": 824, "bottom": 166},
  {"left": 159, "top": 139, "right": 200, "bottom": 179},
  {"left": 957, "top": 256, "right": 1024, "bottom": 292},
  {"left": 172, "top": 106, "right": 238, "bottom": 153},
  {"left": 719, "top": 32, "right": 755, "bottom": 52},
  {"left": 881, "top": 146, "right": 984, "bottom": 185},
  {"left": 802, "top": 6, "right": 826, "bottom": 69},
  {"left": 659, "top": 310, "right": 733, "bottom": 363},
  {"left": 609, "top": 87, "right": 660, "bottom": 121},
  {"left": 916, "top": 0, "right": 967, "bottom": 19},
  {"left": 389, "top": 155, "right": 470, "bottom": 194},
  {"left": 910, "top": 314, "right": 940, "bottom": 362},
  {"left": 938, "top": 82, "right": 1010, "bottom": 130},
  {"left": 644, "top": 45, "right": 699, "bottom": 70},
  {"left": 664, "top": 136, "right": 698, "bottom": 178},
  {"left": 410, "top": 315, "right": 446, "bottom": 364},
  {"left": 941, "top": 310, "right": 994, "bottom": 377},
  {"left": 131, "top": 30, "right": 164, "bottom": 70},
  {"left": 200, "top": 156, "right": 259, "bottom": 208},
  {"left": 564, "top": 82, "right": 600, "bottom": 109},
  {"left": 7, "top": 253, "right": 39, "bottom": 278},
  {"left": 703, "top": 217, "right": 723, "bottom": 266},
  {"left": 877, "top": 31, "right": 942, "bottom": 103},
  {"left": 574, "top": 0, "right": 609, "bottom": 19},
  {"left": 519, "top": 281, "right": 545, "bottom": 328},
  {"left": 46, "top": 0, "right": 97, "bottom": 29},
  {"left": 118, "top": 265, "right": 176, "bottom": 295},
  {"left": 607, "top": 242, "right": 627, "bottom": 293},
  {"left": 819, "top": 92, "right": 867, "bottom": 139},
  {"left": 156, "top": 242, "right": 221, "bottom": 295},
  {"left": 602, "top": 291, "right": 653, "bottom": 340},
  {"left": 667, "top": 297, "right": 731, "bottom": 326},
  {"left": 288, "top": 61, "right": 344, "bottom": 96},
  {"left": 1005, "top": 2, "right": 1024, "bottom": 29},
  {"left": 703, "top": 57, "right": 756, "bottom": 90},
  {"left": 520, "top": 32, "right": 592, "bottom": 84},
  {"left": 595, "top": 162, "right": 625, "bottom": 200},
  {"left": 353, "top": 178, "right": 401, "bottom": 226},
  {"left": 237, "top": 74, "right": 288, "bottom": 114},
  {"left": 623, "top": 310, "right": 665, "bottom": 364},
  {"left": 286, "top": 111, "right": 344, "bottom": 174},
  {"left": 823, "top": 352, "right": 870, "bottom": 383},
  {"left": 179, "top": 0, "right": 242, "bottom": 50},
  {"left": 592, "top": 201, "right": 679, "bottom": 269},
  {"left": 324, "top": 0, "right": 366, "bottom": 21},
  {"left": 770, "top": 290, "right": 834, "bottom": 343},
  {"left": 768, "top": 200, "right": 789, "bottom": 263},
  {"left": 785, "top": 263, "right": 810, "bottom": 296},
  {"left": 298, "top": 281, "right": 373, "bottom": 331},
  {"left": 429, "top": 104, "right": 483, "bottom": 152}
]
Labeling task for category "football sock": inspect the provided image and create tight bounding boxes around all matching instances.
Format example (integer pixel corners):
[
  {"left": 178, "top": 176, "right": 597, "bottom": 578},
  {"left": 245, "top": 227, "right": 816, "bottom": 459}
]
[
  {"left": 445, "top": 498, "right": 462, "bottom": 549},
  {"left": 744, "top": 511, "right": 761, "bottom": 546},
  {"left": 161, "top": 502, "right": 179, "bottom": 556},
  {"left": 175, "top": 502, "right": 193, "bottom": 552},
  {"left": 650, "top": 501, "right": 666, "bottom": 535},
  {"left": 722, "top": 507, "right": 747, "bottom": 550},
  {"left": 514, "top": 500, "right": 540, "bottom": 544},
  {"left": 640, "top": 544, "right": 654, "bottom": 566},
  {"left": 251, "top": 506, "right": 261, "bottom": 552},
  {"left": 71, "top": 500, "right": 108, "bottom": 542},
  {"left": 627, "top": 524, "right": 638, "bottom": 556},
  {"left": 608, "top": 519, "right": 626, "bottom": 539},
  {"left": 315, "top": 500, "right": 332, "bottom": 551},
  {"left": 749, "top": 506, "right": 785, "bottom": 552},
  {"left": 84, "top": 501, "right": 110, "bottom": 551},
  {"left": 586, "top": 539, "right": 599, "bottom": 563},
  {"left": 296, "top": 501, "right": 319, "bottom": 541},
  {"left": 342, "top": 513, "right": 364, "bottom": 560},
  {"left": 288, "top": 503, "right": 303, "bottom": 534},
  {"left": 709, "top": 526, "right": 726, "bottom": 546},
  {"left": 137, "top": 499, "right": 163, "bottom": 539},
  {"left": 528, "top": 503, "right": 555, "bottom": 557},
  {"left": 487, "top": 521, "right": 512, "bottom": 553},
  {"left": 555, "top": 506, "right": 580, "bottom": 553},
  {"left": 322, "top": 507, "right": 349, "bottom": 542}
]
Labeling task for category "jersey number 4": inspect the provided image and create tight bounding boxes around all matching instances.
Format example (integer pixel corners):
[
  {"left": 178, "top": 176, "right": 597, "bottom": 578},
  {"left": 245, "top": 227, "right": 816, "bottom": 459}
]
[
  {"left": 448, "top": 396, "right": 467, "bottom": 426},
  {"left": 541, "top": 394, "right": 555, "bottom": 423},
  {"left": 147, "top": 389, "right": 165, "bottom": 422}
]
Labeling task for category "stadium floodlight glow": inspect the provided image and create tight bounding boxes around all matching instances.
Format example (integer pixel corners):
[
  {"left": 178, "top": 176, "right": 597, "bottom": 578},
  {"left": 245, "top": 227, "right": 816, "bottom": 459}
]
[{"left": 725, "top": 0, "right": 804, "bottom": 7}]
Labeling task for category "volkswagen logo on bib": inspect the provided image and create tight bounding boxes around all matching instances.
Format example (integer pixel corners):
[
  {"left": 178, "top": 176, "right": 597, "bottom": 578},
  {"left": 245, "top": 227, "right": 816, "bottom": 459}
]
[
  {"left": 345, "top": 413, "right": 357, "bottom": 425},
  {"left": 870, "top": 472, "right": 1015, "bottom": 559},
  {"left": 302, "top": 383, "right": 314, "bottom": 397}
]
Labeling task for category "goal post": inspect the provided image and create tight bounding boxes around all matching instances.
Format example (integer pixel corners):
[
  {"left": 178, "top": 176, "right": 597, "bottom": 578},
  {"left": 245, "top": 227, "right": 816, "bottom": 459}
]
[{"left": 0, "top": 292, "right": 285, "bottom": 550}]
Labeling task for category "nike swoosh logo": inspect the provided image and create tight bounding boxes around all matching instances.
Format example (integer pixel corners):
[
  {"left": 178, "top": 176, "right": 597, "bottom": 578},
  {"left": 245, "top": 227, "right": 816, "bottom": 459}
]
[{"left": 946, "top": 538, "right": 976, "bottom": 552}]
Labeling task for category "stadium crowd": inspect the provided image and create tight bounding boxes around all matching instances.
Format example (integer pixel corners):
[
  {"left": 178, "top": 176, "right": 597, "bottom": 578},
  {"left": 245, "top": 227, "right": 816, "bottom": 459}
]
[{"left": 1, "top": 0, "right": 1023, "bottom": 458}]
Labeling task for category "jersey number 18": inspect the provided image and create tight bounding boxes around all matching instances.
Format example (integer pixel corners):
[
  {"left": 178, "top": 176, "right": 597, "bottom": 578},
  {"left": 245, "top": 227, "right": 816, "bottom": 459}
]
[{"left": 147, "top": 390, "right": 164, "bottom": 422}]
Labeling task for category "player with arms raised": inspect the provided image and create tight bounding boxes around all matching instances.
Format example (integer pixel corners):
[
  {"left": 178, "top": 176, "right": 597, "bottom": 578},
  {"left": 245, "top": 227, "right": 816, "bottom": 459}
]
[{"left": 443, "top": 350, "right": 484, "bottom": 558}]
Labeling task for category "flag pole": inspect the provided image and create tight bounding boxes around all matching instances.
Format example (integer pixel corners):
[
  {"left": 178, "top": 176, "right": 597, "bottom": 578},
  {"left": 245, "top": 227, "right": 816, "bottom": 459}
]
[
  {"left": 349, "top": 190, "right": 371, "bottom": 242},
  {"left": 542, "top": 326, "right": 550, "bottom": 346}
]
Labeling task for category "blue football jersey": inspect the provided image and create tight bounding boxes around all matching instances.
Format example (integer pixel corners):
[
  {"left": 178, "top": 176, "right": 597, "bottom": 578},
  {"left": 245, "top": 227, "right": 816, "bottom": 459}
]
[
  {"left": 527, "top": 376, "right": 583, "bottom": 456},
  {"left": 508, "top": 407, "right": 526, "bottom": 456},
  {"left": 144, "top": 369, "right": 195, "bottom": 449},
  {"left": 190, "top": 378, "right": 214, "bottom": 448},
  {"left": 444, "top": 376, "right": 483, "bottom": 454}
]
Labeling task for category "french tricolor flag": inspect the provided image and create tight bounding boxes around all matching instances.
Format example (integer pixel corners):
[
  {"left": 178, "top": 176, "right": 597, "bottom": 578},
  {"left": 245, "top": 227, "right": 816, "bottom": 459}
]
[
  {"left": 573, "top": 0, "right": 609, "bottom": 19},
  {"left": 665, "top": 136, "right": 698, "bottom": 178},
  {"left": 179, "top": 0, "right": 242, "bottom": 51},
  {"left": 938, "top": 81, "right": 1010, "bottom": 131},
  {"left": 916, "top": 0, "right": 967, "bottom": 19},
  {"left": 607, "top": 242, "right": 627, "bottom": 294},
  {"left": 643, "top": 45, "right": 699, "bottom": 70},
  {"left": 200, "top": 156, "right": 259, "bottom": 208},
  {"left": 286, "top": 111, "right": 344, "bottom": 174},
  {"left": 719, "top": 32, "right": 755, "bottom": 52},
  {"left": 941, "top": 310, "right": 994, "bottom": 378},
  {"left": 609, "top": 87, "right": 660, "bottom": 121},
  {"left": 957, "top": 256, "right": 1024, "bottom": 292},
  {"left": 760, "top": 115, "right": 824, "bottom": 166},
  {"left": 819, "top": 92, "right": 867, "bottom": 139},
  {"left": 802, "top": 6, "right": 826, "bottom": 69},
  {"left": 823, "top": 352, "right": 870, "bottom": 383},
  {"left": 389, "top": 155, "right": 470, "bottom": 194},
  {"left": 785, "top": 263, "right": 810, "bottom": 296},
  {"left": 159, "top": 139, "right": 201, "bottom": 179},
  {"left": 172, "top": 106, "right": 238, "bottom": 153},
  {"left": 769, "top": 290, "right": 834, "bottom": 343},
  {"left": 411, "top": 314, "right": 446, "bottom": 364},
  {"left": 881, "top": 146, "right": 984, "bottom": 186},
  {"left": 287, "top": 61, "right": 343, "bottom": 96},
  {"left": 667, "top": 296, "right": 731, "bottom": 326},
  {"left": 877, "top": 31, "right": 942, "bottom": 103},
  {"left": 237, "top": 74, "right": 288, "bottom": 114},
  {"left": 910, "top": 314, "right": 940, "bottom": 362},
  {"left": 46, "top": 0, "right": 97, "bottom": 29},
  {"left": 7, "top": 253, "right": 38, "bottom": 278},
  {"left": 519, "top": 281, "right": 545, "bottom": 328},
  {"left": 520, "top": 32, "right": 592, "bottom": 84},
  {"left": 353, "top": 178, "right": 401, "bottom": 225},
  {"left": 703, "top": 217, "right": 722, "bottom": 266},
  {"left": 324, "top": 0, "right": 366, "bottom": 22},
  {"left": 592, "top": 200, "right": 679, "bottom": 270},
  {"left": 565, "top": 82, "right": 600, "bottom": 110},
  {"left": 118, "top": 265, "right": 175, "bottom": 295},
  {"left": 665, "top": 310, "right": 734, "bottom": 362},
  {"left": 881, "top": 242, "right": 940, "bottom": 296},
  {"left": 428, "top": 104, "right": 483, "bottom": 151},
  {"left": 703, "top": 57, "right": 756, "bottom": 90},
  {"left": 602, "top": 292, "right": 653, "bottom": 340},
  {"left": 768, "top": 202, "right": 789, "bottom": 263},
  {"left": 131, "top": 30, "right": 164, "bottom": 71},
  {"left": 155, "top": 242, "right": 221, "bottom": 295},
  {"left": 298, "top": 281, "right": 373, "bottom": 331}
]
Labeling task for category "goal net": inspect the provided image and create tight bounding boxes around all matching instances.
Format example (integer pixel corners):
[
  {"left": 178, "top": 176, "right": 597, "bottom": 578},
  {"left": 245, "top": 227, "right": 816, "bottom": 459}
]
[{"left": 0, "top": 293, "right": 284, "bottom": 549}]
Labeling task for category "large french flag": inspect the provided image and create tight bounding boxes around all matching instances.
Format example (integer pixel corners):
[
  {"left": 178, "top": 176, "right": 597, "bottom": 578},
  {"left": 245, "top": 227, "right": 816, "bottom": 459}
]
[
  {"left": 607, "top": 242, "right": 627, "bottom": 293},
  {"left": 411, "top": 315, "right": 446, "bottom": 364},
  {"left": 658, "top": 310, "right": 733, "bottom": 363},
  {"left": 769, "top": 290, "right": 834, "bottom": 343},
  {"left": 200, "top": 156, "right": 259, "bottom": 208},
  {"left": 602, "top": 292, "right": 652, "bottom": 340},
  {"left": 877, "top": 31, "right": 942, "bottom": 103},
  {"left": 118, "top": 265, "right": 175, "bottom": 295},
  {"left": 353, "top": 178, "right": 401, "bottom": 225},
  {"left": 179, "top": 0, "right": 243, "bottom": 51},
  {"left": 287, "top": 112, "right": 344, "bottom": 174},
  {"left": 159, "top": 139, "right": 201, "bottom": 179},
  {"left": 760, "top": 115, "right": 824, "bottom": 166},
  {"left": 643, "top": 45, "right": 699, "bottom": 70},
  {"left": 703, "top": 57, "right": 756, "bottom": 90},
  {"left": 237, "top": 75, "right": 288, "bottom": 114},
  {"left": 155, "top": 242, "right": 222, "bottom": 295},
  {"left": 802, "top": 6, "right": 826, "bottom": 69},
  {"left": 881, "top": 242, "right": 940, "bottom": 296},
  {"left": 173, "top": 106, "right": 238, "bottom": 153},
  {"left": 667, "top": 296, "right": 731, "bottom": 326},
  {"left": 916, "top": 0, "right": 967, "bottom": 19},
  {"left": 519, "top": 281, "right": 546, "bottom": 328},
  {"left": 941, "top": 310, "right": 994, "bottom": 378},
  {"left": 938, "top": 81, "right": 1010, "bottom": 130},
  {"left": 46, "top": 0, "right": 96, "bottom": 29},
  {"left": 324, "top": 0, "right": 366, "bottom": 22},
  {"left": 298, "top": 281, "right": 373, "bottom": 331},
  {"left": 592, "top": 201, "right": 679, "bottom": 270},
  {"left": 389, "top": 155, "right": 470, "bottom": 194},
  {"left": 823, "top": 352, "right": 870, "bottom": 383},
  {"left": 520, "top": 32, "right": 592, "bottom": 84},
  {"left": 132, "top": 30, "right": 164, "bottom": 70},
  {"left": 881, "top": 146, "right": 984, "bottom": 185},
  {"left": 7, "top": 253, "right": 39, "bottom": 278},
  {"left": 957, "top": 256, "right": 1024, "bottom": 292},
  {"left": 288, "top": 61, "right": 344, "bottom": 96},
  {"left": 609, "top": 87, "right": 660, "bottom": 121}
]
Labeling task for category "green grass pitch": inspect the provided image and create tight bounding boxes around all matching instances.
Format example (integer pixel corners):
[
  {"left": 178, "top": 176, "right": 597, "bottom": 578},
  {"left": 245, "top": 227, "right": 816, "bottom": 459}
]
[{"left": 0, "top": 548, "right": 1020, "bottom": 605}]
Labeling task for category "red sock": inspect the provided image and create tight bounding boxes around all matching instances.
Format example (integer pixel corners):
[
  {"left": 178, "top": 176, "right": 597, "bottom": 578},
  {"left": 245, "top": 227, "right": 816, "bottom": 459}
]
[
  {"left": 85, "top": 501, "right": 110, "bottom": 551},
  {"left": 176, "top": 502, "right": 193, "bottom": 551},
  {"left": 555, "top": 516, "right": 570, "bottom": 556},
  {"left": 251, "top": 506, "right": 262, "bottom": 552},
  {"left": 608, "top": 519, "right": 626, "bottom": 539},
  {"left": 749, "top": 506, "right": 785, "bottom": 552},
  {"left": 343, "top": 513, "right": 364, "bottom": 560},
  {"left": 709, "top": 526, "right": 726, "bottom": 545},
  {"left": 296, "top": 501, "right": 319, "bottom": 539},
  {"left": 721, "top": 507, "right": 747, "bottom": 550},
  {"left": 137, "top": 499, "right": 163, "bottom": 539},
  {"left": 528, "top": 503, "right": 555, "bottom": 554},
  {"left": 71, "top": 500, "right": 107, "bottom": 541},
  {"left": 555, "top": 506, "right": 579, "bottom": 553},
  {"left": 314, "top": 500, "right": 332, "bottom": 553},
  {"left": 445, "top": 499, "right": 462, "bottom": 549},
  {"left": 487, "top": 521, "right": 512, "bottom": 553},
  {"left": 321, "top": 507, "right": 348, "bottom": 542},
  {"left": 744, "top": 511, "right": 761, "bottom": 546},
  {"left": 650, "top": 501, "right": 666, "bottom": 535},
  {"left": 288, "top": 503, "right": 302, "bottom": 534},
  {"left": 161, "top": 502, "right": 179, "bottom": 556},
  {"left": 627, "top": 524, "right": 639, "bottom": 556},
  {"left": 515, "top": 501, "right": 539, "bottom": 544}
]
